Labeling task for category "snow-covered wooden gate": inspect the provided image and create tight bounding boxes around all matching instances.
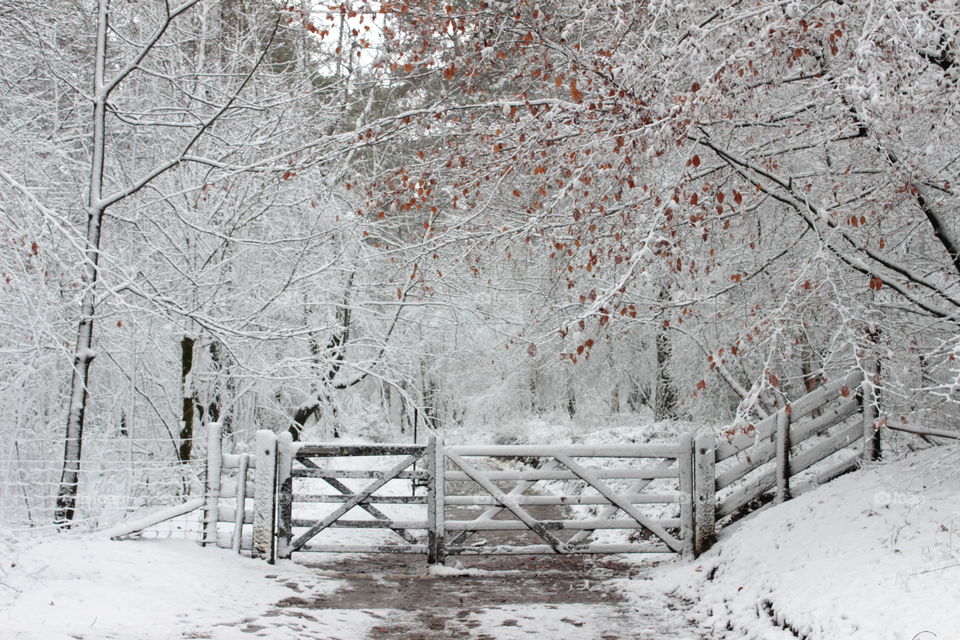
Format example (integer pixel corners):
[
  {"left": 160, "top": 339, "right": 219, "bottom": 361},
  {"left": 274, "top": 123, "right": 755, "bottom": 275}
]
[
  {"left": 121, "top": 369, "right": 877, "bottom": 559},
  {"left": 251, "top": 434, "right": 714, "bottom": 563},
  {"left": 207, "top": 369, "right": 879, "bottom": 562},
  {"left": 437, "top": 442, "right": 700, "bottom": 559},
  {"left": 271, "top": 437, "right": 445, "bottom": 562}
]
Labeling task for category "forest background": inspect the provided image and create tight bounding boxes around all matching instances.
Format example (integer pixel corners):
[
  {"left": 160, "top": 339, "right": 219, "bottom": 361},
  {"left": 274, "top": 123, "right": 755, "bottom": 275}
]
[{"left": 1, "top": 0, "right": 958, "bottom": 530}]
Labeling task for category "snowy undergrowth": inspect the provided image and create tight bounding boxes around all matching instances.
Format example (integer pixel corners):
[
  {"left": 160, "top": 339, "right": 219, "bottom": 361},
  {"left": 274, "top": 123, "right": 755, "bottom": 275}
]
[
  {"left": 659, "top": 444, "right": 960, "bottom": 640},
  {"left": 452, "top": 410, "right": 700, "bottom": 447}
]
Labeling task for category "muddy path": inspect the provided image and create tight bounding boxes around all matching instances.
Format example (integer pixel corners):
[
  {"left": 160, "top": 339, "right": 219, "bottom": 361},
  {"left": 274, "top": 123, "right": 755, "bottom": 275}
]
[
  {"left": 217, "top": 473, "right": 706, "bottom": 639},
  {"left": 258, "top": 553, "right": 704, "bottom": 640},
  {"left": 193, "top": 551, "right": 708, "bottom": 640}
]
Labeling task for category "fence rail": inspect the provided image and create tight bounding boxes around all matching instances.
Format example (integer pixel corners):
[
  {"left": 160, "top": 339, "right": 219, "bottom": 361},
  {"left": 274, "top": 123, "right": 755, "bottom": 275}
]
[{"left": 713, "top": 369, "right": 875, "bottom": 522}]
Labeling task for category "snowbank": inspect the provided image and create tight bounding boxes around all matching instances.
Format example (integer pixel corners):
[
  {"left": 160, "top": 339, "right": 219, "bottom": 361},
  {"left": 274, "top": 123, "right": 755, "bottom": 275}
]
[
  {"left": 666, "top": 445, "right": 960, "bottom": 639},
  {"left": 0, "top": 538, "right": 342, "bottom": 639}
]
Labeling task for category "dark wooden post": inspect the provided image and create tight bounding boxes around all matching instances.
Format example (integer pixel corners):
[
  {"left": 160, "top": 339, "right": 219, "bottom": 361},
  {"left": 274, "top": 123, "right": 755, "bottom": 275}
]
[
  {"left": 427, "top": 436, "right": 446, "bottom": 564},
  {"left": 862, "top": 357, "right": 881, "bottom": 461},
  {"left": 775, "top": 408, "right": 792, "bottom": 503},
  {"left": 276, "top": 431, "right": 295, "bottom": 560},
  {"left": 678, "top": 433, "right": 695, "bottom": 557}
]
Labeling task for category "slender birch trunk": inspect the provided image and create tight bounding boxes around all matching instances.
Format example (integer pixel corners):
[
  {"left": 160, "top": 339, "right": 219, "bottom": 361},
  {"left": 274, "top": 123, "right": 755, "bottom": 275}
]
[{"left": 55, "top": 0, "right": 109, "bottom": 527}]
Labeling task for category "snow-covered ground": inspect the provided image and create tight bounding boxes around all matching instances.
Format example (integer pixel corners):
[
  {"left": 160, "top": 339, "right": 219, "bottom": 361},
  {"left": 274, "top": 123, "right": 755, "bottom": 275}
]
[
  {"left": 2, "top": 427, "right": 957, "bottom": 640},
  {"left": 0, "top": 537, "right": 353, "bottom": 639},
  {"left": 660, "top": 444, "right": 960, "bottom": 640},
  {"left": 0, "top": 535, "right": 692, "bottom": 640}
]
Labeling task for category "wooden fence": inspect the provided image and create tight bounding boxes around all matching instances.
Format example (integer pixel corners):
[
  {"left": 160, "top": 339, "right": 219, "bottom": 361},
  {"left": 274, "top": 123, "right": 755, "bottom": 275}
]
[
  {"left": 712, "top": 369, "right": 871, "bottom": 522},
  {"left": 199, "top": 368, "right": 880, "bottom": 562}
]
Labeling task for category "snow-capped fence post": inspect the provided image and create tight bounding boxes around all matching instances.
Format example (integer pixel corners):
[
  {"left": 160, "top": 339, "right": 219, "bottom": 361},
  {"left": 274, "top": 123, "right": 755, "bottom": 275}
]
[
  {"left": 276, "top": 431, "right": 295, "bottom": 560},
  {"left": 678, "top": 433, "right": 695, "bottom": 557},
  {"left": 693, "top": 432, "right": 716, "bottom": 556},
  {"left": 775, "top": 408, "right": 792, "bottom": 503},
  {"left": 253, "top": 430, "right": 279, "bottom": 563},
  {"left": 861, "top": 358, "right": 881, "bottom": 462},
  {"left": 427, "top": 436, "right": 446, "bottom": 565},
  {"left": 202, "top": 422, "right": 222, "bottom": 547},
  {"left": 231, "top": 452, "right": 249, "bottom": 553}
]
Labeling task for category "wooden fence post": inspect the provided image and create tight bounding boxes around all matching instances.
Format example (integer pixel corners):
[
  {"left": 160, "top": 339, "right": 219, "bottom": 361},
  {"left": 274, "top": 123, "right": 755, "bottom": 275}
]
[
  {"left": 202, "top": 422, "right": 222, "bottom": 547},
  {"left": 231, "top": 452, "right": 249, "bottom": 553},
  {"left": 693, "top": 432, "right": 716, "bottom": 557},
  {"left": 276, "top": 431, "right": 295, "bottom": 560},
  {"left": 862, "top": 358, "right": 881, "bottom": 462},
  {"left": 775, "top": 408, "right": 792, "bottom": 503},
  {"left": 427, "top": 436, "right": 446, "bottom": 565},
  {"left": 253, "top": 430, "right": 278, "bottom": 563},
  {"left": 678, "top": 433, "right": 695, "bottom": 558}
]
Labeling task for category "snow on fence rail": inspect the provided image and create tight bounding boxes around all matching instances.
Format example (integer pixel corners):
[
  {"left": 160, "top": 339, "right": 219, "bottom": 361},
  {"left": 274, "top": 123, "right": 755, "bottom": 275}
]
[{"left": 711, "top": 369, "right": 876, "bottom": 522}]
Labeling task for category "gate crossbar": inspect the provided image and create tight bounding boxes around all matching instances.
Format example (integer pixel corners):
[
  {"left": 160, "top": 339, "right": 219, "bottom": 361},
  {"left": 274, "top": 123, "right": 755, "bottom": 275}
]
[
  {"left": 447, "top": 459, "right": 563, "bottom": 548},
  {"left": 567, "top": 458, "right": 675, "bottom": 546},
  {"left": 556, "top": 455, "right": 682, "bottom": 552},
  {"left": 296, "top": 456, "right": 420, "bottom": 545}
]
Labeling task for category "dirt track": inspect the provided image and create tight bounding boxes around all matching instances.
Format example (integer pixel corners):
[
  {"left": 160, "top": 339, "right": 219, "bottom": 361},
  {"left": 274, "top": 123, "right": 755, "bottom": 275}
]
[
  {"left": 217, "top": 475, "right": 706, "bottom": 639},
  {"left": 236, "top": 553, "right": 706, "bottom": 640}
]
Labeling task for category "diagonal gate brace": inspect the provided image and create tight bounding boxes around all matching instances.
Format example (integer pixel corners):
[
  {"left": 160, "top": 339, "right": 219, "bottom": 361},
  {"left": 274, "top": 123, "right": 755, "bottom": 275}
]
[
  {"left": 296, "top": 456, "right": 420, "bottom": 545},
  {"left": 444, "top": 449, "right": 570, "bottom": 553},
  {"left": 555, "top": 455, "right": 682, "bottom": 552},
  {"left": 566, "top": 458, "right": 675, "bottom": 546},
  {"left": 448, "top": 459, "right": 563, "bottom": 547},
  {"left": 289, "top": 452, "right": 423, "bottom": 552}
]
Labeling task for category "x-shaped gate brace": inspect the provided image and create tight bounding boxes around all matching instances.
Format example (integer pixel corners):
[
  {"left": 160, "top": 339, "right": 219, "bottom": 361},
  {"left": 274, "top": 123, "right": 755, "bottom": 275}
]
[
  {"left": 293, "top": 456, "right": 421, "bottom": 546},
  {"left": 284, "top": 449, "right": 430, "bottom": 555},
  {"left": 443, "top": 449, "right": 683, "bottom": 553},
  {"left": 256, "top": 434, "right": 690, "bottom": 563}
]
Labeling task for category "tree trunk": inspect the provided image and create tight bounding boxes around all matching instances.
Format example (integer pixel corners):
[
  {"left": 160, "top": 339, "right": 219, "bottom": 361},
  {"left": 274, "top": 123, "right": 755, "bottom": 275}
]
[
  {"left": 864, "top": 326, "right": 883, "bottom": 461},
  {"left": 654, "top": 329, "right": 678, "bottom": 420},
  {"left": 566, "top": 385, "right": 577, "bottom": 418},
  {"left": 54, "top": 0, "right": 109, "bottom": 528},
  {"left": 626, "top": 373, "right": 648, "bottom": 412},
  {"left": 178, "top": 335, "right": 197, "bottom": 463},
  {"left": 528, "top": 372, "right": 543, "bottom": 415},
  {"left": 654, "top": 288, "right": 678, "bottom": 421},
  {"left": 797, "top": 328, "right": 822, "bottom": 418}
]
